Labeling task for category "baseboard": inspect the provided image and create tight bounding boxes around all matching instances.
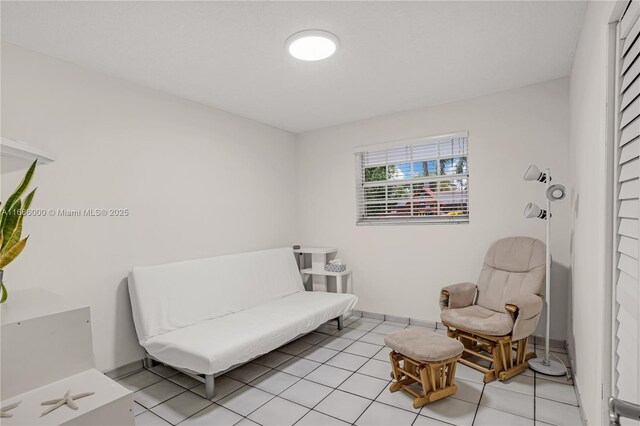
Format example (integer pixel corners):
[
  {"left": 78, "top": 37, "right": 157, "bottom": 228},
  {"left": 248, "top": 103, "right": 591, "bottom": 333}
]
[
  {"left": 358, "top": 310, "right": 436, "bottom": 329},
  {"left": 362, "top": 311, "right": 385, "bottom": 320},
  {"left": 410, "top": 318, "right": 437, "bottom": 328},
  {"left": 360, "top": 312, "right": 568, "bottom": 351},
  {"left": 104, "top": 360, "right": 143, "bottom": 380},
  {"left": 572, "top": 373, "right": 588, "bottom": 425},
  {"left": 532, "top": 335, "right": 567, "bottom": 352},
  {"left": 385, "top": 314, "right": 410, "bottom": 324}
]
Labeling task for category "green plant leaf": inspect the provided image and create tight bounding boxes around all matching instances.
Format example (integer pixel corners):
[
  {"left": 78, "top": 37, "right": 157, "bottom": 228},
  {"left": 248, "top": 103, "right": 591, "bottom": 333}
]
[
  {"left": 22, "top": 188, "right": 36, "bottom": 212},
  {"left": 0, "top": 236, "right": 28, "bottom": 269},
  {"left": 0, "top": 282, "right": 6, "bottom": 303},
  {"left": 1, "top": 199, "right": 21, "bottom": 251},
  {"left": 1, "top": 215, "right": 22, "bottom": 256},
  {"left": 0, "top": 160, "right": 36, "bottom": 229}
]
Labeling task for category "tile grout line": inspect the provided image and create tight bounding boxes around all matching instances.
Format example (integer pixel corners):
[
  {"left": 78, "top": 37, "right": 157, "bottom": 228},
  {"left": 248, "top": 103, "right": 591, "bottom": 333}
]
[
  {"left": 139, "top": 321, "right": 440, "bottom": 424},
  {"left": 289, "top": 318, "right": 413, "bottom": 425},
  {"left": 136, "top": 355, "right": 282, "bottom": 423},
  {"left": 470, "top": 380, "right": 486, "bottom": 425},
  {"left": 154, "top": 379, "right": 232, "bottom": 426},
  {"left": 470, "top": 337, "right": 494, "bottom": 426},
  {"left": 125, "top": 373, "right": 191, "bottom": 413},
  {"left": 299, "top": 322, "right": 563, "bottom": 422},
  {"left": 127, "top": 318, "right": 373, "bottom": 425},
  {"left": 290, "top": 324, "right": 397, "bottom": 425},
  {"left": 175, "top": 321, "right": 366, "bottom": 424},
  {"left": 176, "top": 317, "right": 393, "bottom": 426},
  {"left": 128, "top": 318, "right": 558, "bottom": 425},
  {"left": 351, "top": 376, "right": 406, "bottom": 426},
  {"left": 139, "top": 340, "right": 447, "bottom": 424},
  {"left": 133, "top": 321, "right": 351, "bottom": 423}
]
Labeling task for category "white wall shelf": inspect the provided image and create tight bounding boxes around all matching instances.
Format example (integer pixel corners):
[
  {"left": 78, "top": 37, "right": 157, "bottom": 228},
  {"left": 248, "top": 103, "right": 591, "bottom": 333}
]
[
  {"left": 300, "top": 268, "right": 351, "bottom": 277},
  {"left": 1, "top": 137, "right": 55, "bottom": 164},
  {"left": 295, "top": 247, "right": 352, "bottom": 293},
  {"left": 294, "top": 247, "right": 337, "bottom": 255}
]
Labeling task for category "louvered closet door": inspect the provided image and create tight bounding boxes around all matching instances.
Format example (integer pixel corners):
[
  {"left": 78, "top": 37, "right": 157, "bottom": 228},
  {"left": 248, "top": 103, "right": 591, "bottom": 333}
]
[{"left": 615, "top": 0, "right": 640, "bottom": 411}]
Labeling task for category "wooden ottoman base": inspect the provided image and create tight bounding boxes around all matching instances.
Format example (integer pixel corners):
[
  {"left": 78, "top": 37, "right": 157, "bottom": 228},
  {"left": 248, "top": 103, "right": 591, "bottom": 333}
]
[{"left": 389, "top": 351, "right": 461, "bottom": 409}]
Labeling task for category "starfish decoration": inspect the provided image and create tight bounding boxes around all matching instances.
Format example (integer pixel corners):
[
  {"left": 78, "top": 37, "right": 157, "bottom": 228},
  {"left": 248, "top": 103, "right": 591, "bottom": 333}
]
[
  {"left": 0, "top": 401, "right": 21, "bottom": 418},
  {"left": 40, "top": 390, "right": 94, "bottom": 417}
]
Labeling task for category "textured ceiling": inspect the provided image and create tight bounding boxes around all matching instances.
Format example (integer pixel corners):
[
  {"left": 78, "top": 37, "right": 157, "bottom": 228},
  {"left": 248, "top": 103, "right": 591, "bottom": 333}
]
[{"left": 1, "top": 1, "right": 586, "bottom": 133}]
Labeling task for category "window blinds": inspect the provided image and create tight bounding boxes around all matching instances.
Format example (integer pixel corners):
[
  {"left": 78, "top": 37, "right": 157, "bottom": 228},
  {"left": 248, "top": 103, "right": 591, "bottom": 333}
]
[
  {"left": 354, "top": 133, "right": 469, "bottom": 225},
  {"left": 615, "top": 0, "right": 640, "bottom": 406}
]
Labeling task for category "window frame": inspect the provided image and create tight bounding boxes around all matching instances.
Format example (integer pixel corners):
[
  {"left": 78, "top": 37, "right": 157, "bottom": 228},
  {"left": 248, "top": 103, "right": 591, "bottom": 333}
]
[{"left": 354, "top": 131, "right": 470, "bottom": 226}]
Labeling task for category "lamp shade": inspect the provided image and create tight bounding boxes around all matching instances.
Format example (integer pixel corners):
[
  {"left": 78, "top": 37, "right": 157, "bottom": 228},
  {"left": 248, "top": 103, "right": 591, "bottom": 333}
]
[
  {"left": 523, "top": 165, "right": 547, "bottom": 183},
  {"left": 523, "top": 202, "right": 547, "bottom": 219},
  {"left": 546, "top": 184, "right": 566, "bottom": 201}
]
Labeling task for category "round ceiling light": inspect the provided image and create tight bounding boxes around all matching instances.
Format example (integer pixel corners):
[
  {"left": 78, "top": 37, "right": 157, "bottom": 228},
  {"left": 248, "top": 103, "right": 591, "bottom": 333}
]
[{"left": 286, "top": 30, "right": 339, "bottom": 61}]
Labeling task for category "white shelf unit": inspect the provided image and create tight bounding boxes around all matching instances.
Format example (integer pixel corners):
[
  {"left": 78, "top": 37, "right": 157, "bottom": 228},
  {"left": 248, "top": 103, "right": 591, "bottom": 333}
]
[
  {"left": 1, "top": 289, "right": 95, "bottom": 398},
  {"left": 1, "top": 288, "right": 134, "bottom": 425},
  {"left": 295, "top": 247, "right": 352, "bottom": 293},
  {"left": 0, "top": 370, "right": 133, "bottom": 426},
  {"left": 300, "top": 268, "right": 352, "bottom": 277},
  {"left": 293, "top": 247, "right": 337, "bottom": 255},
  {"left": 1, "top": 137, "right": 55, "bottom": 164}
]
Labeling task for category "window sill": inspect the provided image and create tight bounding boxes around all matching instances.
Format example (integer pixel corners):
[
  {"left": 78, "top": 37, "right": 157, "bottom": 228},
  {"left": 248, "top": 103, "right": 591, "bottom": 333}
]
[{"left": 356, "top": 216, "right": 469, "bottom": 226}]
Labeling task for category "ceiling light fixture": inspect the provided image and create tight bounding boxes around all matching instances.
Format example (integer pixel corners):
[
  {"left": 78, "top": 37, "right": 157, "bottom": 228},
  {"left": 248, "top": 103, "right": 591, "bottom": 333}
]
[{"left": 286, "top": 30, "right": 339, "bottom": 61}]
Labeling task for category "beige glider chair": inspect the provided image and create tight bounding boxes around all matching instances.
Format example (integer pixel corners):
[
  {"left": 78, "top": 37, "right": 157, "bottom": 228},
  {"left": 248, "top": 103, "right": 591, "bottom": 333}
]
[{"left": 440, "top": 236, "right": 545, "bottom": 383}]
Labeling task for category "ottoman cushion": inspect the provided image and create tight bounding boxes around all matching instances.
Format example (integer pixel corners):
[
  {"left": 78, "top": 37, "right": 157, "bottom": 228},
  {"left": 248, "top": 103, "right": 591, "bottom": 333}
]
[{"left": 384, "top": 329, "right": 464, "bottom": 362}]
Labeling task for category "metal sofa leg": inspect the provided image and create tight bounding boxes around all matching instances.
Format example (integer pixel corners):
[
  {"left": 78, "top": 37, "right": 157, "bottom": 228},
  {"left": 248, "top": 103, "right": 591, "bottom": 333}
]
[
  {"left": 205, "top": 374, "right": 215, "bottom": 400},
  {"left": 143, "top": 355, "right": 154, "bottom": 369},
  {"left": 337, "top": 316, "right": 344, "bottom": 330}
]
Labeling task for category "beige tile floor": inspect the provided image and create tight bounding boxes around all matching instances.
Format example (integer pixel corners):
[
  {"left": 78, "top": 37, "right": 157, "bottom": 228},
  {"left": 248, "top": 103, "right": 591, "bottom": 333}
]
[{"left": 118, "top": 315, "right": 583, "bottom": 426}]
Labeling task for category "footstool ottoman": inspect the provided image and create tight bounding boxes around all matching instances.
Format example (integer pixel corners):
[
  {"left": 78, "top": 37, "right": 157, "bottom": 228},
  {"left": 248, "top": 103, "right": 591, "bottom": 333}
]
[{"left": 384, "top": 328, "right": 464, "bottom": 409}]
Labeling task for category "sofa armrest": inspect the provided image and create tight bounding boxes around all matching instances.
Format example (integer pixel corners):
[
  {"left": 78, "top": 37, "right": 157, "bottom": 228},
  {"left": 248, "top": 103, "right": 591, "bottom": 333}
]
[
  {"left": 505, "top": 293, "right": 544, "bottom": 341},
  {"left": 440, "top": 282, "right": 477, "bottom": 311}
]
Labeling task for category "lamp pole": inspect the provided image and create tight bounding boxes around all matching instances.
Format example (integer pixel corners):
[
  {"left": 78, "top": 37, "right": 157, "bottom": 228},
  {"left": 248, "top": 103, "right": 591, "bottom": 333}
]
[
  {"left": 526, "top": 166, "right": 567, "bottom": 376},
  {"left": 544, "top": 168, "right": 551, "bottom": 365}
]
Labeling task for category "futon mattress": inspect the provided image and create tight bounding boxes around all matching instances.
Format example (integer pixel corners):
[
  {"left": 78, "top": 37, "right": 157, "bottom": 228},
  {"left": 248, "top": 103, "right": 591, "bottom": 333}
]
[{"left": 142, "top": 290, "right": 357, "bottom": 375}]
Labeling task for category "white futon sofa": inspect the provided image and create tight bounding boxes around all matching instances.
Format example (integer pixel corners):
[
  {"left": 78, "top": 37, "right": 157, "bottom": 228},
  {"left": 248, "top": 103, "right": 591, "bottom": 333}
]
[{"left": 128, "top": 247, "right": 358, "bottom": 399}]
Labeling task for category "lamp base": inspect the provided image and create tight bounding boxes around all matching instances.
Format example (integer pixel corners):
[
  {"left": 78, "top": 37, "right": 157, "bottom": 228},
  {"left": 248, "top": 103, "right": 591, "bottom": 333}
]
[{"left": 528, "top": 358, "right": 567, "bottom": 376}]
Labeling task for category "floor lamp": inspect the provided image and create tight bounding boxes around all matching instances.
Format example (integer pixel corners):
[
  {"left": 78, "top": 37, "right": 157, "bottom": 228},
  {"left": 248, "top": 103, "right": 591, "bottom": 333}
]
[{"left": 523, "top": 164, "right": 568, "bottom": 377}]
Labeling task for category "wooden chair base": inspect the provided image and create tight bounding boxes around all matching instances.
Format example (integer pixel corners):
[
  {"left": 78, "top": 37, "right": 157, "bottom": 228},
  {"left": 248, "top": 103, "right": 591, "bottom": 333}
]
[
  {"left": 388, "top": 351, "right": 461, "bottom": 409},
  {"left": 444, "top": 324, "right": 535, "bottom": 383}
]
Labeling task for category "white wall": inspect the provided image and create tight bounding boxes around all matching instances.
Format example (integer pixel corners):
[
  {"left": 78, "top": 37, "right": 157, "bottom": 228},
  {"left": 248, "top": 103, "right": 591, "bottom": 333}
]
[
  {"left": 0, "top": 41, "right": 578, "bottom": 377},
  {"left": 0, "top": 43, "right": 298, "bottom": 372},
  {"left": 568, "top": 2, "right": 617, "bottom": 425},
  {"left": 296, "top": 78, "right": 572, "bottom": 341}
]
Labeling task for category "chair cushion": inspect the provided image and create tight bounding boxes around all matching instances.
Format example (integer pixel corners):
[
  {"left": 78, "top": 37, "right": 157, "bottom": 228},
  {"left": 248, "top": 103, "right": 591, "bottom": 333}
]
[
  {"left": 475, "top": 237, "right": 545, "bottom": 313},
  {"left": 483, "top": 236, "right": 545, "bottom": 273},
  {"left": 440, "top": 305, "right": 513, "bottom": 336},
  {"left": 384, "top": 329, "right": 464, "bottom": 362}
]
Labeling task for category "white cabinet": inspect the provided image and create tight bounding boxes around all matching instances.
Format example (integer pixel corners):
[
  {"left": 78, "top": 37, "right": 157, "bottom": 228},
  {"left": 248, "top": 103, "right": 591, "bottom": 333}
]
[
  {"left": 1, "top": 289, "right": 94, "bottom": 398},
  {"left": 0, "top": 370, "right": 134, "bottom": 426},
  {"left": 294, "top": 247, "right": 352, "bottom": 293},
  {"left": 0, "top": 288, "right": 134, "bottom": 425}
]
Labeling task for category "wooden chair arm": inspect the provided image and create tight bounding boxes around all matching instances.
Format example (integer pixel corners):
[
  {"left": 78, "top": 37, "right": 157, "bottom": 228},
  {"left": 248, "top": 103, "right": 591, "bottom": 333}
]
[
  {"left": 506, "top": 294, "right": 544, "bottom": 315},
  {"left": 505, "top": 304, "right": 518, "bottom": 314}
]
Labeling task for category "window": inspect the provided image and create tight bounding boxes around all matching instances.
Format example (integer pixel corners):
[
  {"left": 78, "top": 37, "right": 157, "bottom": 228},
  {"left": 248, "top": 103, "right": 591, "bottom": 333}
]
[{"left": 355, "top": 132, "right": 469, "bottom": 225}]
